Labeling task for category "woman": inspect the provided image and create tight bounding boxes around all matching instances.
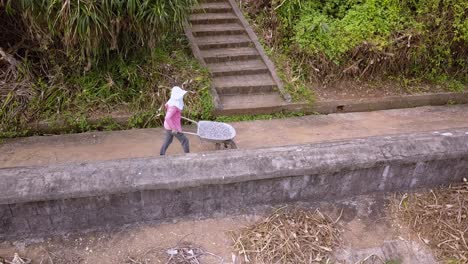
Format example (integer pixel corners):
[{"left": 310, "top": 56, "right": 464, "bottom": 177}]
[{"left": 160, "top": 86, "right": 190, "bottom": 155}]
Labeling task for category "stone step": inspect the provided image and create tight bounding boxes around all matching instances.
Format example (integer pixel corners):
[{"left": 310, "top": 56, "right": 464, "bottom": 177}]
[
  {"left": 214, "top": 74, "right": 276, "bottom": 94},
  {"left": 219, "top": 93, "right": 285, "bottom": 114},
  {"left": 189, "top": 13, "right": 238, "bottom": 24},
  {"left": 196, "top": 34, "right": 252, "bottom": 49},
  {"left": 191, "top": 23, "right": 245, "bottom": 37},
  {"left": 208, "top": 59, "right": 268, "bottom": 77},
  {"left": 192, "top": 2, "right": 232, "bottom": 13},
  {"left": 201, "top": 47, "right": 259, "bottom": 63},
  {"left": 186, "top": 0, "right": 287, "bottom": 114}
]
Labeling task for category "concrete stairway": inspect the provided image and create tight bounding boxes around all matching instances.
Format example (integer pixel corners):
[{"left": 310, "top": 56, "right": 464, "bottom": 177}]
[{"left": 185, "top": 0, "right": 290, "bottom": 115}]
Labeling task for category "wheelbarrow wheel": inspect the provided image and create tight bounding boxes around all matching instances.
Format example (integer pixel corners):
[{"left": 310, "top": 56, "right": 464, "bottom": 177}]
[
  {"left": 215, "top": 140, "right": 237, "bottom": 150},
  {"left": 227, "top": 140, "right": 237, "bottom": 149},
  {"left": 215, "top": 143, "right": 222, "bottom": 150}
]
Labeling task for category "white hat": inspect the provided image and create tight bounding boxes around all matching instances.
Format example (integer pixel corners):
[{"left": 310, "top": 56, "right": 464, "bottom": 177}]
[{"left": 166, "top": 86, "right": 187, "bottom": 110}]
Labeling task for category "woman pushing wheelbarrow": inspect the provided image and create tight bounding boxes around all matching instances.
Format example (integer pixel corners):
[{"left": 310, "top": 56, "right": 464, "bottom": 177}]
[
  {"left": 160, "top": 86, "right": 190, "bottom": 156},
  {"left": 160, "top": 86, "right": 237, "bottom": 156}
]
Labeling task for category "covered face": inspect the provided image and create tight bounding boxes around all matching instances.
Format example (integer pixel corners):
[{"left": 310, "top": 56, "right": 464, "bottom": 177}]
[{"left": 166, "top": 86, "right": 187, "bottom": 110}]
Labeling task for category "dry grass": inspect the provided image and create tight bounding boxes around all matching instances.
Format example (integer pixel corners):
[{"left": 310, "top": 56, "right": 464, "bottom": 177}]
[
  {"left": 230, "top": 207, "right": 342, "bottom": 263},
  {"left": 0, "top": 253, "right": 31, "bottom": 264},
  {"left": 394, "top": 180, "right": 468, "bottom": 263}
]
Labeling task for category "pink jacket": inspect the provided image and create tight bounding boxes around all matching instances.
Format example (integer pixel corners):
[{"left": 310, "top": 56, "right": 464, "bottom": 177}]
[{"left": 163, "top": 105, "right": 182, "bottom": 132}]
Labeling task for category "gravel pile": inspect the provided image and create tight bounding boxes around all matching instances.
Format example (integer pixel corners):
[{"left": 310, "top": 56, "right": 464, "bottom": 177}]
[{"left": 198, "top": 121, "right": 235, "bottom": 140}]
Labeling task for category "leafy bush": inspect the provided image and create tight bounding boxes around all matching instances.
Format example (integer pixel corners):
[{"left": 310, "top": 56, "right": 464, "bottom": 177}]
[{"left": 241, "top": 0, "right": 467, "bottom": 83}]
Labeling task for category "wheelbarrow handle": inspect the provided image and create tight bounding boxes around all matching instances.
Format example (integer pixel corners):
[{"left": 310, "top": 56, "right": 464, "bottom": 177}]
[
  {"left": 181, "top": 116, "right": 198, "bottom": 124},
  {"left": 182, "top": 131, "right": 198, "bottom": 136}
]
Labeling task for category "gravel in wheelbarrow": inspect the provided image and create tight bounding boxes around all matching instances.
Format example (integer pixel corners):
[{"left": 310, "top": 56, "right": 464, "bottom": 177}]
[{"left": 197, "top": 121, "right": 236, "bottom": 141}]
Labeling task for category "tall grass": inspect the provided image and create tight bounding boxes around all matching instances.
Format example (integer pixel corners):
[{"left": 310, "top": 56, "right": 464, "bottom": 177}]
[{"left": 4, "top": 0, "right": 198, "bottom": 64}]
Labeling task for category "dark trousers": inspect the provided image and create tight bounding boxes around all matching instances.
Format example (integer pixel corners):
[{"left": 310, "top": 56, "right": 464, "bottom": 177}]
[{"left": 160, "top": 130, "right": 190, "bottom": 155}]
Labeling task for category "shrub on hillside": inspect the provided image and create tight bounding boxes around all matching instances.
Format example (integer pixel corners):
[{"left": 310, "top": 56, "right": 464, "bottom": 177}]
[{"left": 240, "top": 0, "right": 467, "bottom": 82}]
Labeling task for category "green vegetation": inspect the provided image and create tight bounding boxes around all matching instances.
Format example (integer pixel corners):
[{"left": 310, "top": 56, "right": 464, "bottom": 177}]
[
  {"left": 240, "top": 0, "right": 467, "bottom": 90},
  {"left": 2, "top": 0, "right": 467, "bottom": 137},
  {"left": 265, "top": 49, "right": 315, "bottom": 103},
  {"left": 0, "top": 39, "right": 211, "bottom": 137},
  {"left": 1, "top": 0, "right": 214, "bottom": 137},
  {"left": 215, "top": 111, "right": 309, "bottom": 123}
]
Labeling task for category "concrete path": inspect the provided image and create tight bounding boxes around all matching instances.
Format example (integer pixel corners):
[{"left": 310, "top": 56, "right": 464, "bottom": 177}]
[{"left": 1, "top": 104, "right": 468, "bottom": 168}]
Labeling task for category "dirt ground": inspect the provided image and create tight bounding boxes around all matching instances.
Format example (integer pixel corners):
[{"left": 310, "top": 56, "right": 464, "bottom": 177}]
[
  {"left": 0, "top": 194, "right": 438, "bottom": 264},
  {"left": 0, "top": 216, "right": 251, "bottom": 264}
]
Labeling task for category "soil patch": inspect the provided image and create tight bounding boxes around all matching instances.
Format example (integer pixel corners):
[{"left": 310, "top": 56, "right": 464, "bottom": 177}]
[{"left": 0, "top": 216, "right": 255, "bottom": 264}]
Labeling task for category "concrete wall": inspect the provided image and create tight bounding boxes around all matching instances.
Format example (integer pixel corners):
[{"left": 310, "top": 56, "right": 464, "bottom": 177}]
[{"left": 1, "top": 129, "right": 468, "bottom": 238}]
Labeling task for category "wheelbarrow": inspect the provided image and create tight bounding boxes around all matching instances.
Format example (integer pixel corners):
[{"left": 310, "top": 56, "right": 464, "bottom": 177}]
[{"left": 181, "top": 117, "right": 237, "bottom": 150}]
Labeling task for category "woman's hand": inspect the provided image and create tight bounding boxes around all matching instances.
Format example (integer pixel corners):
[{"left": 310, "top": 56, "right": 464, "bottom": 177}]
[{"left": 171, "top": 130, "right": 178, "bottom": 135}]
